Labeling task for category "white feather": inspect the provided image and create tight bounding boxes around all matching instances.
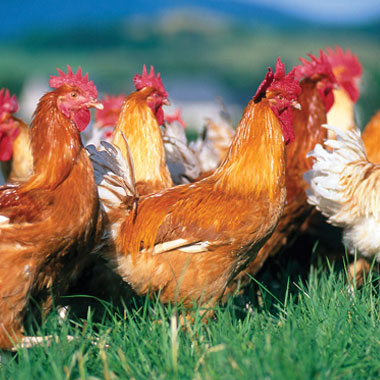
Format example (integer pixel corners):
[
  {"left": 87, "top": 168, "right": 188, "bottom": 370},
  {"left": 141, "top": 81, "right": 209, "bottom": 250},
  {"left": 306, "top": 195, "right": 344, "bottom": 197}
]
[
  {"left": 87, "top": 137, "right": 137, "bottom": 214},
  {"left": 305, "top": 124, "right": 380, "bottom": 260}
]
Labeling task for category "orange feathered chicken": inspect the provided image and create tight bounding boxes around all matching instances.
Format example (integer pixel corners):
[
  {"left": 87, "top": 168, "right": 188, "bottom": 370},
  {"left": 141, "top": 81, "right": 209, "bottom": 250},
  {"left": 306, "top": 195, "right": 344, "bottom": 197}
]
[
  {"left": 0, "top": 89, "right": 32, "bottom": 183},
  {"left": 89, "top": 58, "right": 301, "bottom": 309},
  {"left": 229, "top": 51, "right": 337, "bottom": 286},
  {"left": 0, "top": 66, "right": 104, "bottom": 349},
  {"left": 112, "top": 65, "right": 172, "bottom": 195}
]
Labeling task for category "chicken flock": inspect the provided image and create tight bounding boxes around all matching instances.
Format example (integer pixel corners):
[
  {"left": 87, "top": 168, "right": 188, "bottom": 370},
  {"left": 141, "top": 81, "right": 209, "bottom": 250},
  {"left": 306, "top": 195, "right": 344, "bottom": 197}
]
[{"left": 0, "top": 46, "right": 376, "bottom": 350}]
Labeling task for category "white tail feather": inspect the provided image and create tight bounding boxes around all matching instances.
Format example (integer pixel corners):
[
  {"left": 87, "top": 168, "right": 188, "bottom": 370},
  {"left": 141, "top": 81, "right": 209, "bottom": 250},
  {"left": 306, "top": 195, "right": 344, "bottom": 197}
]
[
  {"left": 87, "top": 136, "right": 137, "bottom": 214},
  {"left": 162, "top": 123, "right": 201, "bottom": 184}
]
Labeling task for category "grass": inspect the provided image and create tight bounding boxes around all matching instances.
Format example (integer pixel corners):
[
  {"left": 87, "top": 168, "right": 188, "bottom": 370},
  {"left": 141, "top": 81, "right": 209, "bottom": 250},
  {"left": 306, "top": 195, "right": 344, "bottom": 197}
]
[{"left": 2, "top": 257, "right": 380, "bottom": 380}]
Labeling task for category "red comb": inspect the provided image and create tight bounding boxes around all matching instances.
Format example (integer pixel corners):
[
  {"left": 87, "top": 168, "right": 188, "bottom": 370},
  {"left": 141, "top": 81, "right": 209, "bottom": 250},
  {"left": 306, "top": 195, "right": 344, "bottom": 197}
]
[
  {"left": 325, "top": 46, "right": 362, "bottom": 78},
  {"left": 254, "top": 57, "right": 300, "bottom": 102},
  {"left": 294, "top": 51, "right": 337, "bottom": 85},
  {"left": 325, "top": 46, "right": 362, "bottom": 102},
  {"left": 49, "top": 65, "right": 97, "bottom": 99},
  {"left": 0, "top": 88, "right": 19, "bottom": 122},
  {"left": 133, "top": 65, "right": 168, "bottom": 98},
  {"left": 95, "top": 94, "right": 125, "bottom": 128},
  {"left": 253, "top": 67, "right": 274, "bottom": 101},
  {"left": 165, "top": 108, "right": 186, "bottom": 129}
]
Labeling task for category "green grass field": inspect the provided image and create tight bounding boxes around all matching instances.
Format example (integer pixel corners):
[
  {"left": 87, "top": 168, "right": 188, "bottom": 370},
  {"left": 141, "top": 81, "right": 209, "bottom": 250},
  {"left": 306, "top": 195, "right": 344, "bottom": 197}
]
[{"left": 1, "top": 255, "right": 380, "bottom": 380}]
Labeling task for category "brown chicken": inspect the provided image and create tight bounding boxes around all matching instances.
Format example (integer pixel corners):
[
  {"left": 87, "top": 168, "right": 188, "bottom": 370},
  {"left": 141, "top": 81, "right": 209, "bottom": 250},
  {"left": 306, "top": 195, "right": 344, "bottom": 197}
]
[
  {"left": 0, "top": 89, "right": 33, "bottom": 183},
  {"left": 0, "top": 66, "right": 104, "bottom": 349},
  {"left": 112, "top": 65, "right": 172, "bottom": 195},
  {"left": 228, "top": 51, "right": 337, "bottom": 289},
  {"left": 89, "top": 58, "right": 301, "bottom": 310}
]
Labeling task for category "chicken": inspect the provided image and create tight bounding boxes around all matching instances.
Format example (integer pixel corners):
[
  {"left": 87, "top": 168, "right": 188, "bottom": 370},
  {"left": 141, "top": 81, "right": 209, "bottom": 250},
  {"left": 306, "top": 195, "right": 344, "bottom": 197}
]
[
  {"left": 227, "top": 51, "right": 336, "bottom": 288},
  {"left": 88, "top": 57, "right": 301, "bottom": 310},
  {"left": 0, "top": 66, "right": 104, "bottom": 349},
  {"left": 325, "top": 46, "right": 362, "bottom": 138},
  {"left": 162, "top": 108, "right": 201, "bottom": 184},
  {"left": 305, "top": 125, "right": 380, "bottom": 266},
  {"left": 306, "top": 110, "right": 380, "bottom": 285},
  {"left": 0, "top": 89, "right": 33, "bottom": 183},
  {"left": 112, "top": 65, "right": 172, "bottom": 195}
]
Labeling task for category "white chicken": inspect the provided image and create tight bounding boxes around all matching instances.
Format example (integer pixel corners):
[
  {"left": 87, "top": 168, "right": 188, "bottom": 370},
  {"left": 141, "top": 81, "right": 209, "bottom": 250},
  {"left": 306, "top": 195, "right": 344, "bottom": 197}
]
[{"left": 305, "top": 124, "right": 380, "bottom": 262}]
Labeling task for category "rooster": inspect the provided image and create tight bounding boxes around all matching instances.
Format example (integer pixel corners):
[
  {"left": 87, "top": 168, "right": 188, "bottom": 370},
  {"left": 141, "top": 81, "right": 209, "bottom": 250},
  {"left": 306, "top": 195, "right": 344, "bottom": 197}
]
[
  {"left": 0, "top": 89, "right": 33, "bottom": 183},
  {"left": 226, "top": 51, "right": 336, "bottom": 288},
  {"left": 112, "top": 65, "right": 172, "bottom": 195},
  {"left": 88, "top": 58, "right": 301, "bottom": 310},
  {"left": 325, "top": 46, "right": 362, "bottom": 138},
  {"left": 0, "top": 66, "right": 104, "bottom": 349}
]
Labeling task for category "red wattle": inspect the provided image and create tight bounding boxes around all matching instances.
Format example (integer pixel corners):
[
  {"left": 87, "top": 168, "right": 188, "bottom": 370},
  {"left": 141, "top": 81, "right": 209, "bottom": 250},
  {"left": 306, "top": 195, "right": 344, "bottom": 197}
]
[
  {"left": 73, "top": 108, "right": 91, "bottom": 132},
  {"left": 155, "top": 107, "right": 164, "bottom": 126}
]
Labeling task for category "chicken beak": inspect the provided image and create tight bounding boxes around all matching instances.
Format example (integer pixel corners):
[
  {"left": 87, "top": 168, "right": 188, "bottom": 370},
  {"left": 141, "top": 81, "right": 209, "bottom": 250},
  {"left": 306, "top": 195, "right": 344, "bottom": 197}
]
[
  {"left": 163, "top": 98, "right": 171, "bottom": 106},
  {"left": 292, "top": 101, "right": 301, "bottom": 111},
  {"left": 87, "top": 100, "right": 104, "bottom": 110}
]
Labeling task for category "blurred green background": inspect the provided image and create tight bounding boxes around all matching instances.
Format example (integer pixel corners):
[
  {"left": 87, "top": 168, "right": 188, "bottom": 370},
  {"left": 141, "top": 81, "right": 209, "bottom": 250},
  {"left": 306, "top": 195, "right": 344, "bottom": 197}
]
[{"left": 1, "top": 0, "right": 379, "bottom": 130}]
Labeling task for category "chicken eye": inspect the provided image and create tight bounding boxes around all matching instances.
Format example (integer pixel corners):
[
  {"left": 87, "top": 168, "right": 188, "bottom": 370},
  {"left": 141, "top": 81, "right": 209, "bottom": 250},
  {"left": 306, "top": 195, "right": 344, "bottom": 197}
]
[{"left": 70, "top": 92, "right": 78, "bottom": 98}]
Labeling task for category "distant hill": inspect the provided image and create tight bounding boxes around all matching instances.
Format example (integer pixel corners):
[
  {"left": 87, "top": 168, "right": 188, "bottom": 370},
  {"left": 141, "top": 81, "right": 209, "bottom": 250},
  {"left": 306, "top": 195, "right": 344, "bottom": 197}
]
[
  {"left": 0, "top": 4, "right": 379, "bottom": 126},
  {"left": 4, "top": 0, "right": 378, "bottom": 42}
]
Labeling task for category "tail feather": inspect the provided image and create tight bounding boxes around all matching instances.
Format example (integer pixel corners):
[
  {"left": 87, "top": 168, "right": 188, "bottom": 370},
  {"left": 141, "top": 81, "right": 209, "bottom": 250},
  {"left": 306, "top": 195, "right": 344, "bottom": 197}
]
[
  {"left": 87, "top": 137, "right": 137, "bottom": 214},
  {"left": 162, "top": 122, "right": 201, "bottom": 184}
]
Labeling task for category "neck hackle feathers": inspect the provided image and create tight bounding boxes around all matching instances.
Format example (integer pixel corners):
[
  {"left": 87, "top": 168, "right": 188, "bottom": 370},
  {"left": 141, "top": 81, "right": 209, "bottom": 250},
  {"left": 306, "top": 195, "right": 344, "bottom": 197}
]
[
  {"left": 133, "top": 65, "right": 168, "bottom": 98},
  {"left": 49, "top": 65, "right": 98, "bottom": 99}
]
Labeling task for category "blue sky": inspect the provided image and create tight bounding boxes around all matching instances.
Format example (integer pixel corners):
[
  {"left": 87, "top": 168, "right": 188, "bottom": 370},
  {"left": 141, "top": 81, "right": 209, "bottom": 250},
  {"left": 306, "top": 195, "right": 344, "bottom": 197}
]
[
  {"left": 1, "top": 0, "right": 380, "bottom": 40},
  {"left": 240, "top": 0, "right": 380, "bottom": 23}
]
